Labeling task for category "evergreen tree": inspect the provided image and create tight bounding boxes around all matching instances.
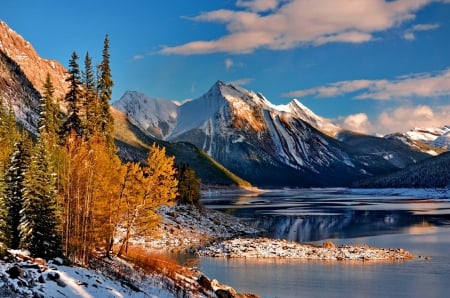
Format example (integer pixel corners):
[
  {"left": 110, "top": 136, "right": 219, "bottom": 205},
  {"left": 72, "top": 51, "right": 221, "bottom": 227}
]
[
  {"left": 3, "top": 137, "right": 32, "bottom": 248},
  {"left": 62, "top": 51, "right": 83, "bottom": 137},
  {"left": 0, "top": 97, "right": 19, "bottom": 167},
  {"left": 83, "top": 52, "right": 99, "bottom": 137},
  {"left": 0, "top": 98, "right": 19, "bottom": 252},
  {"left": 177, "top": 164, "right": 201, "bottom": 206},
  {"left": 97, "top": 35, "right": 115, "bottom": 147},
  {"left": 19, "top": 137, "right": 62, "bottom": 259},
  {"left": 41, "top": 73, "right": 60, "bottom": 146}
]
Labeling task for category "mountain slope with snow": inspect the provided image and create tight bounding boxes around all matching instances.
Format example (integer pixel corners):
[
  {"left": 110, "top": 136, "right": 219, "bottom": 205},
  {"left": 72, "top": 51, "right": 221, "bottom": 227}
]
[
  {"left": 113, "top": 91, "right": 178, "bottom": 139},
  {"left": 115, "top": 81, "right": 430, "bottom": 187}
]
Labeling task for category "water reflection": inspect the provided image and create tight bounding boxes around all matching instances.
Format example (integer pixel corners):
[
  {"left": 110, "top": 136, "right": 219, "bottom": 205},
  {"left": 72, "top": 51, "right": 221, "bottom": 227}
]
[
  {"left": 202, "top": 189, "right": 450, "bottom": 243},
  {"left": 200, "top": 190, "right": 450, "bottom": 298}
]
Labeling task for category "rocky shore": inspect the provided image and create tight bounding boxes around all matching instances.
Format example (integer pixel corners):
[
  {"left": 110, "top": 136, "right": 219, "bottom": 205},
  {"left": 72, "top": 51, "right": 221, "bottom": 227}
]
[
  {"left": 197, "top": 237, "right": 415, "bottom": 261},
  {"left": 135, "top": 204, "right": 416, "bottom": 262}
]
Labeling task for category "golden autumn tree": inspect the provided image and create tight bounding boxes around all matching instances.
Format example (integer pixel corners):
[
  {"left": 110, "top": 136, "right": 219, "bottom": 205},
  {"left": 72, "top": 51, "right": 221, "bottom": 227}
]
[
  {"left": 117, "top": 143, "right": 178, "bottom": 256},
  {"left": 59, "top": 132, "right": 124, "bottom": 263}
]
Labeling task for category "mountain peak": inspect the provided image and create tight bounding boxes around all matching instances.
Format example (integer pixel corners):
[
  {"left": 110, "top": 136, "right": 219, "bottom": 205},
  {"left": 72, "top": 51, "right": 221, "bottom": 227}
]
[{"left": 0, "top": 20, "right": 68, "bottom": 99}]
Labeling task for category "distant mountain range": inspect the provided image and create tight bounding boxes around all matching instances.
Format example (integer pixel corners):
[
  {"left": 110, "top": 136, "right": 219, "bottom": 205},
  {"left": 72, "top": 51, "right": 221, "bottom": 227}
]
[
  {"left": 1, "top": 19, "right": 448, "bottom": 188},
  {"left": 113, "top": 82, "right": 434, "bottom": 187}
]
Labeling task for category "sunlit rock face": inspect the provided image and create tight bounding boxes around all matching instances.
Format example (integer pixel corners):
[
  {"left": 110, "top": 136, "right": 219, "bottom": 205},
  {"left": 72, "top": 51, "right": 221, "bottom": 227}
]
[
  {"left": 0, "top": 21, "right": 68, "bottom": 100},
  {"left": 116, "top": 81, "right": 430, "bottom": 187}
]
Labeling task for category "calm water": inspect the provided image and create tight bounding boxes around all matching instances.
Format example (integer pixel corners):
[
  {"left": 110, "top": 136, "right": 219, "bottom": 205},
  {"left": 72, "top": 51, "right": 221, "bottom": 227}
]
[{"left": 199, "top": 189, "right": 450, "bottom": 298}]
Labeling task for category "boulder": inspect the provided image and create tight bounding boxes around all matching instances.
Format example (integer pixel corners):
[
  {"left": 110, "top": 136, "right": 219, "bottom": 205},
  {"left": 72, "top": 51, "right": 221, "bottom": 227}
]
[
  {"left": 7, "top": 265, "right": 24, "bottom": 279},
  {"left": 322, "top": 241, "right": 336, "bottom": 249},
  {"left": 198, "top": 275, "right": 213, "bottom": 291}
]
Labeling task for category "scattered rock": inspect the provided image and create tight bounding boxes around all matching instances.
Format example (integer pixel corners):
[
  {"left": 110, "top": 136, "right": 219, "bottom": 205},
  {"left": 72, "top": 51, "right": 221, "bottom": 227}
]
[
  {"left": 198, "top": 274, "right": 213, "bottom": 291},
  {"left": 47, "top": 272, "right": 60, "bottom": 281},
  {"left": 34, "top": 258, "right": 46, "bottom": 266},
  {"left": 323, "top": 241, "right": 336, "bottom": 249},
  {"left": 197, "top": 237, "right": 414, "bottom": 261},
  {"left": 7, "top": 265, "right": 24, "bottom": 279},
  {"left": 216, "top": 288, "right": 234, "bottom": 298},
  {"left": 52, "top": 257, "right": 64, "bottom": 266}
]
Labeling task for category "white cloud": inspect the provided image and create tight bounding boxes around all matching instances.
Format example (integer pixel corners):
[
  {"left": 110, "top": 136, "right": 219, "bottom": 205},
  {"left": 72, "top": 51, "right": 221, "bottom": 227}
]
[
  {"left": 341, "top": 113, "right": 373, "bottom": 134},
  {"left": 225, "top": 58, "right": 234, "bottom": 69},
  {"left": 403, "top": 23, "right": 440, "bottom": 40},
  {"left": 227, "top": 78, "right": 254, "bottom": 86},
  {"left": 403, "top": 32, "right": 416, "bottom": 40},
  {"left": 376, "top": 105, "right": 450, "bottom": 134},
  {"left": 160, "top": 0, "right": 449, "bottom": 55},
  {"left": 282, "top": 69, "right": 450, "bottom": 100},
  {"left": 338, "top": 105, "right": 450, "bottom": 135},
  {"left": 412, "top": 23, "right": 440, "bottom": 31},
  {"left": 132, "top": 54, "right": 145, "bottom": 60}
]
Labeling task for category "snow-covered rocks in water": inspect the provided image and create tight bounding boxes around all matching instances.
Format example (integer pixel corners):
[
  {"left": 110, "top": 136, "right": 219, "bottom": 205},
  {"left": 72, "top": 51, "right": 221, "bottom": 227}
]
[{"left": 197, "top": 238, "right": 414, "bottom": 261}]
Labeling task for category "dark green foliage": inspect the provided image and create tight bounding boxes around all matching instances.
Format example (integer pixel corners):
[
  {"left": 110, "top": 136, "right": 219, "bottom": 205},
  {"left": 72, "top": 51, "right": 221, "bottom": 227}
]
[
  {"left": 62, "top": 51, "right": 83, "bottom": 137},
  {"left": 0, "top": 99, "right": 20, "bottom": 251},
  {"left": 176, "top": 163, "right": 201, "bottom": 205},
  {"left": 3, "top": 137, "right": 32, "bottom": 248},
  {"left": 41, "top": 74, "right": 61, "bottom": 146},
  {"left": 19, "top": 138, "right": 62, "bottom": 259},
  {"left": 83, "top": 52, "right": 100, "bottom": 137},
  {"left": 97, "top": 35, "right": 115, "bottom": 147},
  {"left": 354, "top": 152, "right": 450, "bottom": 188}
]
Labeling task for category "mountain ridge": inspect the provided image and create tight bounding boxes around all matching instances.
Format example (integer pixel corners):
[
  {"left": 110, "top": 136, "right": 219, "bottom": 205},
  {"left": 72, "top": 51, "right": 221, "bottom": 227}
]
[
  {"left": 0, "top": 20, "right": 68, "bottom": 100},
  {"left": 115, "top": 81, "right": 432, "bottom": 187}
]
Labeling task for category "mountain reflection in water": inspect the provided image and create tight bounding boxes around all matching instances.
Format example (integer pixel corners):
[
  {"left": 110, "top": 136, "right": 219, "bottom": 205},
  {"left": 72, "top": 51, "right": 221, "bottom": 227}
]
[
  {"left": 201, "top": 189, "right": 450, "bottom": 243},
  {"left": 200, "top": 189, "right": 450, "bottom": 298}
]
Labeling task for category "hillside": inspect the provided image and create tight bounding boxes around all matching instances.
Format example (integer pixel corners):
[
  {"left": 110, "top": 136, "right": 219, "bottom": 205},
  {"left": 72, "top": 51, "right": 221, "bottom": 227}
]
[
  {"left": 0, "top": 20, "right": 68, "bottom": 99},
  {"left": 115, "top": 81, "right": 431, "bottom": 187},
  {"left": 0, "top": 50, "right": 41, "bottom": 134},
  {"left": 113, "top": 107, "right": 251, "bottom": 187},
  {"left": 354, "top": 152, "right": 450, "bottom": 188}
]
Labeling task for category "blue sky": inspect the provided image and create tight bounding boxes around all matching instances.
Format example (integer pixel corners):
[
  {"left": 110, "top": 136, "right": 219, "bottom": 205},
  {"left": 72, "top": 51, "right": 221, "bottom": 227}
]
[{"left": 1, "top": 0, "right": 450, "bottom": 134}]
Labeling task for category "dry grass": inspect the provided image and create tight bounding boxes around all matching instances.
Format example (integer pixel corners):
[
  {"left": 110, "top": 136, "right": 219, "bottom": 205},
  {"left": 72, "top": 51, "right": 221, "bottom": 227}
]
[{"left": 124, "top": 246, "right": 194, "bottom": 280}]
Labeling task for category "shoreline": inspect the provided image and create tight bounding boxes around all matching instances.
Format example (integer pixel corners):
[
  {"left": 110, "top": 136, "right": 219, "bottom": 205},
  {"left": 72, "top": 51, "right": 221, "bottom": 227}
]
[
  {"left": 196, "top": 237, "right": 415, "bottom": 261},
  {"left": 136, "top": 204, "right": 418, "bottom": 262}
]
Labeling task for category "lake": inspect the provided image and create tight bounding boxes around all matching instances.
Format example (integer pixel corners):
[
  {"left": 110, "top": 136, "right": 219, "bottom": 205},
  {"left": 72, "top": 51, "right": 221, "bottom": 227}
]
[{"left": 198, "top": 189, "right": 450, "bottom": 298}]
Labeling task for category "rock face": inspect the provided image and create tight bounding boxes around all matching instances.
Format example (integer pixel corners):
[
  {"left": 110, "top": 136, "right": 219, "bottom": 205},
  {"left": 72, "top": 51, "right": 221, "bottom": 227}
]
[
  {"left": 0, "top": 49, "right": 41, "bottom": 134},
  {"left": 115, "top": 81, "right": 430, "bottom": 187},
  {"left": 0, "top": 20, "right": 68, "bottom": 100}
]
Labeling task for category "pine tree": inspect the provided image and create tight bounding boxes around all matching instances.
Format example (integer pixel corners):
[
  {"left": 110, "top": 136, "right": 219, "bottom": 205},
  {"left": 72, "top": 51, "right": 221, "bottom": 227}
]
[
  {"left": 83, "top": 52, "right": 99, "bottom": 137},
  {"left": 97, "top": 35, "right": 115, "bottom": 148},
  {"left": 3, "top": 137, "right": 32, "bottom": 248},
  {"left": 41, "top": 73, "right": 60, "bottom": 147},
  {"left": 0, "top": 97, "right": 19, "bottom": 167},
  {"left": 62, "top": 51, "right": 83, "bottom": 137},
  {"left": 0, "top": 98, "right": 19, "bottom": 253},
  {"left": 19, "top": 137, "right": 62, "bottom": 259}
]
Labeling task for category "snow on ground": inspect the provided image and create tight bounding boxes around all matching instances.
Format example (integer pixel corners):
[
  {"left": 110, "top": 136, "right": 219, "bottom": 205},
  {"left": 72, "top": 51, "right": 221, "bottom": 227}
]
[
  {"left": 0, "top": 255, "right": 176, "bottom": 298},
  {"left": 131, "top": 204, "right": 261, "bottom": 252}
]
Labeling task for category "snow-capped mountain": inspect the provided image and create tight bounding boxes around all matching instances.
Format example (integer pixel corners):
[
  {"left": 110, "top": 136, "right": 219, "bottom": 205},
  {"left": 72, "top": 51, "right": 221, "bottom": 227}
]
[
  {"left": 115, "top": 81, "right": 429, "bottom": 187},
  {"left": 112, "top": 91, "right": 178, "bottom": 139},
  {"left": 166, "top": 81, "right": 359, "bottom": 186},
  {"left": 385, "top": 126, "right": 450, "bottom": 154},
  {"left": 271, "top": 98, "right": 340, "bottom": 136},
  {"left": 405, "top": 126, "right": 450, "bottom": 144},
  {"left": 433, "top": 130, "right": 450, "bottom": 149}
]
